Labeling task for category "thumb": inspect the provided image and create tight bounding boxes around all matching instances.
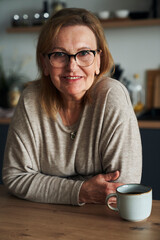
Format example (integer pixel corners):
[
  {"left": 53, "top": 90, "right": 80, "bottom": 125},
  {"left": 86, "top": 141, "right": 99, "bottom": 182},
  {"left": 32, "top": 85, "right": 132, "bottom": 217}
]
[{"left": 104, "top": 170, "right": 120, "bottom": 182}]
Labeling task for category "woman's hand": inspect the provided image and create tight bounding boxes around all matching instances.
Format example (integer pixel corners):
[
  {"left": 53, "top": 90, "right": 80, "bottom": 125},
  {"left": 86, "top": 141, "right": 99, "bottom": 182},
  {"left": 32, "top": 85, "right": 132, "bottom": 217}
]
[{"left": 79, "top": 171, "right": 123, "bottom": 204}]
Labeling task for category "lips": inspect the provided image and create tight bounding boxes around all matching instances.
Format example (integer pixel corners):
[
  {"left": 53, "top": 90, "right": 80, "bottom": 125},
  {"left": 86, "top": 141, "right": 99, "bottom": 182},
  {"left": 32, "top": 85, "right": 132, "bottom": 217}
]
[{"left": 63, "top": 76, "right": 82, "bottom": 81}]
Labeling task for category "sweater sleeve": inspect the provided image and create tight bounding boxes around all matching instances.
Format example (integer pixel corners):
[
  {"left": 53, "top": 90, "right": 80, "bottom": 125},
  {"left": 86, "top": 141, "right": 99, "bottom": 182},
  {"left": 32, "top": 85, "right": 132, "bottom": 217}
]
[
  {"left": 100, "top": 82, "right": 142, "bottom": 183},
  {"left": 3, "top": 127, "right": 84, "bottom": 205},
  {"left": 2, "top": 88, "right": 84, "bottom": 206}
]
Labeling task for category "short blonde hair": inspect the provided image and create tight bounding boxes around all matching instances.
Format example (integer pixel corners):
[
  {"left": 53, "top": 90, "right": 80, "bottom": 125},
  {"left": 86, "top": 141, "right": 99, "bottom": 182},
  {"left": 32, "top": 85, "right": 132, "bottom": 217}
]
[{"left": 36, "top": 8, "right": 114, "bottom": 119}]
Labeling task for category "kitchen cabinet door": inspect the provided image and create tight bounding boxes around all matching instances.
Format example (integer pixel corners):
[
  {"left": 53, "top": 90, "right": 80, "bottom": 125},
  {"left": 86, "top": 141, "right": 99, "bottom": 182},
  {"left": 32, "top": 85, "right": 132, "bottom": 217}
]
[
  {"left": 140, "top": 128, "right": 160, "bottom": 200},
  {"left": 0, "top": 124, "right": 9, "bottom": 184}
]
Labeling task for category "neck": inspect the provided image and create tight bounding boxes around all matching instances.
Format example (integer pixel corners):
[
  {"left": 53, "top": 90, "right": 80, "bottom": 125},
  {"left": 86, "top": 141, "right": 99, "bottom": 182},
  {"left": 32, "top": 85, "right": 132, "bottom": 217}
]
[
  {"left": 59, "top": 103, "right": 82, "bottom": 126},
  {"left": 60, "top": 100, "right": 83, "bottom": 126},
  {"left": 59, "top": 92, "right": 85, "bottom": 126},
  {"left": 63, "top": 95, "right": 83, "bottom": 108}
]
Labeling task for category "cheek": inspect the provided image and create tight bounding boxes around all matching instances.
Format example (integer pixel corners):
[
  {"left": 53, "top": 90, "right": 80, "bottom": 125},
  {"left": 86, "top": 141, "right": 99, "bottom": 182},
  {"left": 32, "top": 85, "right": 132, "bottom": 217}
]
[
  {"left": 88, "top": 62, "right": 98, "bottom": 78},
  {"left": 95, "top": 56, "right": 100, "bottom": 75},
  {"left": 45, "top": 65, "right": 58, "bottom": 78},
  {"left": 49, "top": 69, "right": 62, "bottom": 87},
  {"left": 85, "top": 67, "right": 96, "bottom": 87}
]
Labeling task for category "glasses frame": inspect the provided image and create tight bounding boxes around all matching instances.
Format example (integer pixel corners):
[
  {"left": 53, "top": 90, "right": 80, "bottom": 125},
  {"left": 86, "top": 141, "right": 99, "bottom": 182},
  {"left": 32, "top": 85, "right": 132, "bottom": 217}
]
[{"left": 47, "top": 49, "right": 101, "bottom": 68}]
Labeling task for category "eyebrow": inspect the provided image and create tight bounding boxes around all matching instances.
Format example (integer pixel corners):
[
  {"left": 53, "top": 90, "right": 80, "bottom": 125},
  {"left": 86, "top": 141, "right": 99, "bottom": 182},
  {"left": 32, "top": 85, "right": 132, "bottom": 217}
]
[{"left": 51, "top": 46, "right": 92, "bottom": 52}]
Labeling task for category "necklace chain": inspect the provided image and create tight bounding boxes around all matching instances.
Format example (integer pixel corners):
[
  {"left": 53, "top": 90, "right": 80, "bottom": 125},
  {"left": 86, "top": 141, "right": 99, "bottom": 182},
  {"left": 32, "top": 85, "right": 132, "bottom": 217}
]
[{"left": 61, "top": 108, "right": 77, "bottom": 140}]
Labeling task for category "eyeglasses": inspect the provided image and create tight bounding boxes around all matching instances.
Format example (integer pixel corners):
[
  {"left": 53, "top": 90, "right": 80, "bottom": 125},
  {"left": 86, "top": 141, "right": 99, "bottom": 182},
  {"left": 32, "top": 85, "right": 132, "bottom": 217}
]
[{"left": 47, "top": 49, "right": 101, "bottom": 68}]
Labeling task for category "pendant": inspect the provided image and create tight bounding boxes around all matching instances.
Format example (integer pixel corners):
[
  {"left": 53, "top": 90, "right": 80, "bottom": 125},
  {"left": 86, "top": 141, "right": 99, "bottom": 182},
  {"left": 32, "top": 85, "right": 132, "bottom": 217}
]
[{"left": 70, "top": 132, "right": 76, "bottom": 140}]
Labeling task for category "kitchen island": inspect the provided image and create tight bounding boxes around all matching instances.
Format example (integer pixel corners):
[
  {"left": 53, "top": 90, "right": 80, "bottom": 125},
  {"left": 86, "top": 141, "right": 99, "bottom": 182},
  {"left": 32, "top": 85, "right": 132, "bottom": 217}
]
[{"left": 0, "top": 185, "right": 160, "bottom": 240}]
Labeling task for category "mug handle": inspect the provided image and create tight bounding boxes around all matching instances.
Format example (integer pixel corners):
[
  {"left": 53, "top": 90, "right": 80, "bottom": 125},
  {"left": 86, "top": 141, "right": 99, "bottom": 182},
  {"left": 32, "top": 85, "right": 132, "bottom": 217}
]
[{"left": 105, "top": 193, "right": 118, "bottom": 211}]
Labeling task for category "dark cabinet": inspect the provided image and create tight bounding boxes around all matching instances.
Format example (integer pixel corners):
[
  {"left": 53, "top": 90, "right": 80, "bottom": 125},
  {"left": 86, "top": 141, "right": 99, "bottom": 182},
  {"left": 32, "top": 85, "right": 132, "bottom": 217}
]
[
  {"left": 0, "top": 124, "right": 9, "bottom": 184},
  {"left": 140, "top": 128, "right": 160, "bottom": 200}
]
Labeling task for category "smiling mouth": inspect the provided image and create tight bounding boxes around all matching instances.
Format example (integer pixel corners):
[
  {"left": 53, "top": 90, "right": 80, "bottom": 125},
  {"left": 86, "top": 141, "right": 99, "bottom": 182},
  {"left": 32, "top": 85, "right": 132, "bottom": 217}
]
[{"left": 64, "top": 76, "right": 81, "bottom": 80}]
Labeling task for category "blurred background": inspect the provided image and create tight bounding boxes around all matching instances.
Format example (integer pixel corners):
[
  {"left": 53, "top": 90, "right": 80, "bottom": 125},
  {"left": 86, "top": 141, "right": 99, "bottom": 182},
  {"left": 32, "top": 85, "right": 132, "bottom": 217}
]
[{"left": 0, "top": 0, "right": 160, "bottom": 110}]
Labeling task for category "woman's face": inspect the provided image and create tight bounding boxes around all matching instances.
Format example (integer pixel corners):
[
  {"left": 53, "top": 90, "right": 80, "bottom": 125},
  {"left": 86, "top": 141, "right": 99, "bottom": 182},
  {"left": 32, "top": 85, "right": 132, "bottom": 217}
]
[{"left": 43, "top": 25, "right": 101, "bottom": 101}]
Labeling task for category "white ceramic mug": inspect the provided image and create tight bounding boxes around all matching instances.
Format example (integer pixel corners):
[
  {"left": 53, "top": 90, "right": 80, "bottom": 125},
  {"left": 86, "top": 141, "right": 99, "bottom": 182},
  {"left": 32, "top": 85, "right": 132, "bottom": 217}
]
[{"left": 105, "top": 184, "right": 152, "bottom": 222}]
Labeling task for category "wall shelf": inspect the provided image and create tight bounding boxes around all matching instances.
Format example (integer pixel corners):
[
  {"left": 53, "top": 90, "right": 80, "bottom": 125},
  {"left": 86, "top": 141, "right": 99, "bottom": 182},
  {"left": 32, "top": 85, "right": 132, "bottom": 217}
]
[
  {"left": 101, "top": 18, "right": 160, "bottom": 28},
  {"left": 7, "top": 26, "right": 41, "bottom": 33},
  {"left": 6, "top": 18, "right": 160, "bottom": 33}
]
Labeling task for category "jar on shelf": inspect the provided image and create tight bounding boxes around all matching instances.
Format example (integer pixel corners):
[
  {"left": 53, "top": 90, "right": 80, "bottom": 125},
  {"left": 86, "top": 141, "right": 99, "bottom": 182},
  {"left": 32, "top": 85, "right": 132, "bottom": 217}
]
[
  {"left": 128, "top": 74, "right": 144, "bottom": 113},
  {"left": 41, "top": 0, "right": 50, "bottom": 23},
  {"left": 32, "top": 13, "right": 42, "bottom": 26},
  {"left": 12, "top": 14, "right": 21, "bottom": 27},
  {"left": 8, "top": 86, "right": 21, "bottom": 108},
  {"left": 51, "top": 0, "right": 66, "bottom": 14},
  {"left": 22, "top": 14, "right": 31, "bottom": 26}
]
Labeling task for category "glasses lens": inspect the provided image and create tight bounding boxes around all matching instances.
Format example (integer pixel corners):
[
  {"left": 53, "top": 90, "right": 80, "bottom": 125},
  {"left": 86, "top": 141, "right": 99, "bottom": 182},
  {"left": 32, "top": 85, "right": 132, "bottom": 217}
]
[
  {"left": 50, "top": 52, "right": 67, "bottom": 67},
  {"left": 76, "top": 50, "right": 94, "bottom": 67}
]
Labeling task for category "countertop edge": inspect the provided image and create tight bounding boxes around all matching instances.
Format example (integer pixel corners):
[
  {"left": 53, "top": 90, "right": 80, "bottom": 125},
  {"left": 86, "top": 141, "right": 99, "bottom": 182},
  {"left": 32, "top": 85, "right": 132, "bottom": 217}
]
[{"left": 138, "top": 120, "right": 160, "bottom": 129}]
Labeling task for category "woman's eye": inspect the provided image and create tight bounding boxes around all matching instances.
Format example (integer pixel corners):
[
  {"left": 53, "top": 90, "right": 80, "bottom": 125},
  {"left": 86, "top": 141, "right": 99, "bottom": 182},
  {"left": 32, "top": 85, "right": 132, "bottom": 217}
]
[
  {"left": 53, "top": 52, "right": 65, "bottom": 57},
  {"left": 78, "top": 50, "right": 90, "bottom": 56}
]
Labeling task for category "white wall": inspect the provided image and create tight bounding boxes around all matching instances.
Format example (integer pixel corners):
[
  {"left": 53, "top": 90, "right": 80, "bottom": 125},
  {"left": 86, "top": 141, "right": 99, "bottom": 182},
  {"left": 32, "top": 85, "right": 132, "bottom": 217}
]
[{"left": 0, "top": 0, "right": 160, "bottom": 90}]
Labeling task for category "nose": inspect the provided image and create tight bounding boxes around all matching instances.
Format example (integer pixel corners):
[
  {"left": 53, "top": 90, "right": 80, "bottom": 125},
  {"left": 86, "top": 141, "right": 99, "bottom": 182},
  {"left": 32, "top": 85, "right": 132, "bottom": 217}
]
[{"left": 66, "top": 56, "right": 78, "bottom": 70}]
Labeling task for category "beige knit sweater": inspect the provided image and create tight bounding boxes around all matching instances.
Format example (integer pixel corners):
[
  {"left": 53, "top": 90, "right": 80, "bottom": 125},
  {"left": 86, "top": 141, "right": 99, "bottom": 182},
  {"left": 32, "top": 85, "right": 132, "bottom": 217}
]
[{"left": 3, "top": 77, "right": 142, "bottom": 205}]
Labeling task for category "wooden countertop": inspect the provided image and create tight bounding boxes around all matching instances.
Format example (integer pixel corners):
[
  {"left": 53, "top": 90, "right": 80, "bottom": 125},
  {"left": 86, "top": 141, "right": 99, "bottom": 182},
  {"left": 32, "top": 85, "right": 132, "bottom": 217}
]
[
  {"left": 0, "top": 117, "right": 11, "bottom": 124},
  {"left": 138, "top": 120, "right": 160, "bottom": 129},
  {"left": 0, "top": 185, "right": 160, "bottom": 240}
]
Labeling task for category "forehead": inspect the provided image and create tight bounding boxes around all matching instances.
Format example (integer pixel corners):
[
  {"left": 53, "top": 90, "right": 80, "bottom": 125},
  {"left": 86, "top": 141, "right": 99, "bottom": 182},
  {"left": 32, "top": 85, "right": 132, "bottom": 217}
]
[{"left": 53, "top": 25, "right": 97, "bottom": 50}]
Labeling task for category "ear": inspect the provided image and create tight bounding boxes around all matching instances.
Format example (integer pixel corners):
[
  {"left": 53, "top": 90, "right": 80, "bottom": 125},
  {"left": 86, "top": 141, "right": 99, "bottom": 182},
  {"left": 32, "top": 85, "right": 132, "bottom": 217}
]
[
  {"left": 95, "top": 52, "right": 101, "bottom": 75},
  {"left": 40, "top": 53, "right": 50, "bottom": 76}
]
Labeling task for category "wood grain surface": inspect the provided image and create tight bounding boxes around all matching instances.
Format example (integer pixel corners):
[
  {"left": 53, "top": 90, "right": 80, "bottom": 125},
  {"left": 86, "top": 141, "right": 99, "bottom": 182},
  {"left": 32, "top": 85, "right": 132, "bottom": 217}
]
[{"left": 0, "top": 185, "right": 160, "bottom": 240}]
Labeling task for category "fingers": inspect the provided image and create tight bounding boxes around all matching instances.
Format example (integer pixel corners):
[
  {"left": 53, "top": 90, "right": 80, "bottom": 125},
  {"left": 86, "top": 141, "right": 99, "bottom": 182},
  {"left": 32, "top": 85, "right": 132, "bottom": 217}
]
[
  {"left": 104, "top": 170, "right": 120, "bottom": 182},
  {"left": 79, "top": 172, "right": 123, "bottom": 204}
]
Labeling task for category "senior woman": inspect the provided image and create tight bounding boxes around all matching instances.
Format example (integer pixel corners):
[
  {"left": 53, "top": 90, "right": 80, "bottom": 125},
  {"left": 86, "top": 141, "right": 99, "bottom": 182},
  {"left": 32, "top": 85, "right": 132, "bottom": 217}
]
[{"left": 2, "top": 8, "right": 142, "bottom": 205}]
